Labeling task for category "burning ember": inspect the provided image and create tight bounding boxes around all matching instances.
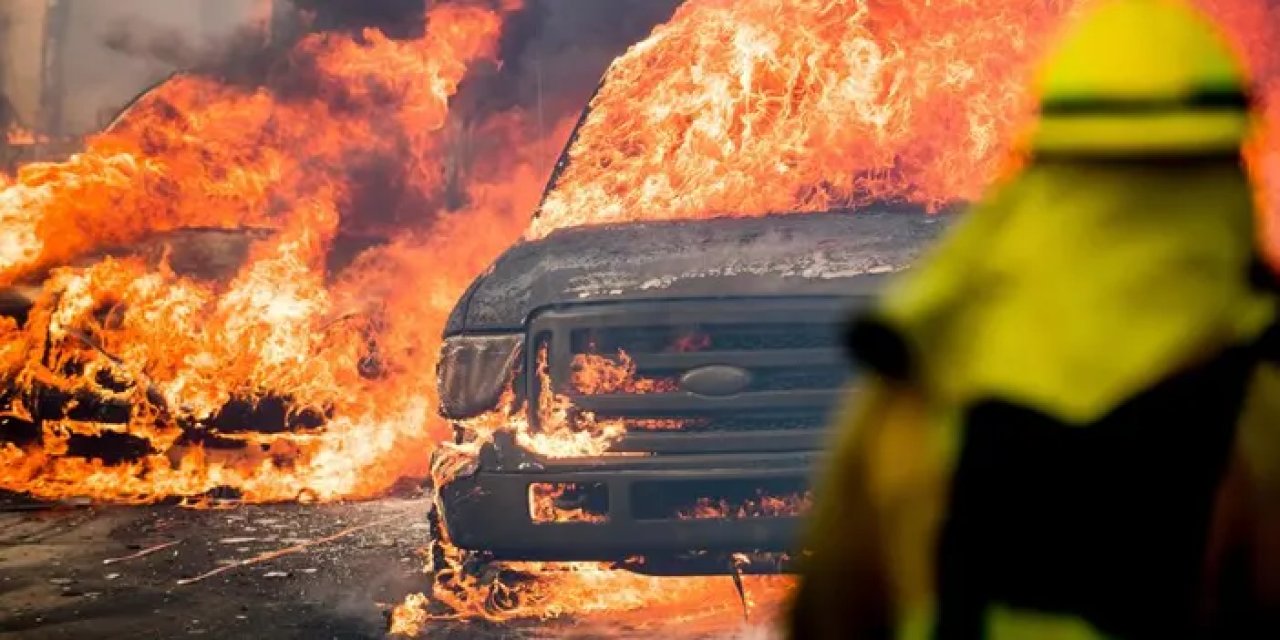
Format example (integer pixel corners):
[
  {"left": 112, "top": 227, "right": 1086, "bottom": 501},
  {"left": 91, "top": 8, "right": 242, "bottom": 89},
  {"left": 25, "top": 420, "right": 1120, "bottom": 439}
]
[
  {"left": 3, "top": 124, "right": 42, "bottom": 147},
  {"left": 389, "top": 592, "right": 433, "bottom": 636},
  {"left": 678, "top": 491, "right": 814, "bottom": 520},
  {"left": 570, "top": 350, "right": 678, "bottom": 395},
  {"left": 528, "top": 482, "right": 609, "bottom": 524},
  {"left": 670, "top": 331, "right": 712, "bottom": 353}
]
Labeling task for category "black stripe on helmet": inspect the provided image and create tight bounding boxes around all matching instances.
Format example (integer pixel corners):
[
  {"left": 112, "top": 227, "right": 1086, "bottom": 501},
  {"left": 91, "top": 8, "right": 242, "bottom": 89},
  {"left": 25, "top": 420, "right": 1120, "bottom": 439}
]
[{"left": 1041, "top": 88, "right": 1252, "bottom": 116}]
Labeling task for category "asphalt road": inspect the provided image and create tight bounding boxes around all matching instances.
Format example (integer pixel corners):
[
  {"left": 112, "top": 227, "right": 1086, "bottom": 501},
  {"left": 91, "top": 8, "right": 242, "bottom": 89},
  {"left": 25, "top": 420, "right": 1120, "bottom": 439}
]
[{"left": 0, "top": 495, "right": 787, "bottom": 639}]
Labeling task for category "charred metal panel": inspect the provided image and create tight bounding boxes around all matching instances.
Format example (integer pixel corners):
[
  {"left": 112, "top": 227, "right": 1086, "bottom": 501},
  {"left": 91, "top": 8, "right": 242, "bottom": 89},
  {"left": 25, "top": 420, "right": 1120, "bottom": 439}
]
[
  {"left": 436, "top": 445, "right": 817, "bottom": 560},
  {"left": 453, "top": 208, "right": 954, "bottom": 332}
]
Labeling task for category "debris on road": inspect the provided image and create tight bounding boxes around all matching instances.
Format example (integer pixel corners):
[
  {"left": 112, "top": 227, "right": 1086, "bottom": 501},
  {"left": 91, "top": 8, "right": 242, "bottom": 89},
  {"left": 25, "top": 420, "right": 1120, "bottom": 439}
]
[
  {"left": 103, "top": 540, "right": 182, "bottom": 565},
  {"left": 177, "top": 513, "right": 408, "bottom": 586}
]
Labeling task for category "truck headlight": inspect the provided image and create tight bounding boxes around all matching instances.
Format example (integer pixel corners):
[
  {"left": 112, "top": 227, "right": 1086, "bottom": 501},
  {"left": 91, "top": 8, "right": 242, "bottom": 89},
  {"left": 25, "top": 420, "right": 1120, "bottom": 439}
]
[{"left": 437, "top": 334, "right": 524, "bottom": 419}]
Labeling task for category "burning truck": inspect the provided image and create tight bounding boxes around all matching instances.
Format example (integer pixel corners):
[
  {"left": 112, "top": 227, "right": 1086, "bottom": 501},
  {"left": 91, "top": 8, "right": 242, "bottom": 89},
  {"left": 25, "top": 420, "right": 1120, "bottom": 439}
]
[
  {"left": 425, "top": 76, "right": 955, "bottom": 615},
  {"left": 430, "top": 204, "right": 952, "bottom": 579}
]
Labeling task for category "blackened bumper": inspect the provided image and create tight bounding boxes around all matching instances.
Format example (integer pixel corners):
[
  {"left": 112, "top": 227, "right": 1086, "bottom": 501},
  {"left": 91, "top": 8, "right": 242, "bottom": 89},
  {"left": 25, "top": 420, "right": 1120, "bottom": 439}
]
[{"left": 434, "top": 435, "right": 819, "bottom": 564}]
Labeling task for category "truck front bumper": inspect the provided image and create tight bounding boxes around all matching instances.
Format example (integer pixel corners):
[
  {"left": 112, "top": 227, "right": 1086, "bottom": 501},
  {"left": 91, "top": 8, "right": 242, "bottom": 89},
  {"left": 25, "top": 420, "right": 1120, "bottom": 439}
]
[{"left": 434, "top": 435, "right": 819, "bottom": 567}]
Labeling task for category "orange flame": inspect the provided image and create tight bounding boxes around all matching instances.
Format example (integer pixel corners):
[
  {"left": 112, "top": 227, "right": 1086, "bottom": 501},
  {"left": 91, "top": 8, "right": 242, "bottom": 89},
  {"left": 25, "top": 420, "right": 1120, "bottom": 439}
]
[
  {"left": 3, "top": 125, "right": 41, "bottom": 147},
  {"left": 443, "top": 346, "right": 628, "bottom": 461},
  {"left": 3, "top": 0, "right": 512, "bottom": 281},
  {"left": 389, "top": 592, "right": 432, "bottom": 636},
  {"left": 532, "top": 0, "right": 1077, "bottom": 236},
  {"left": 570, "top": 350, "right": 678, "bottom": 395},
  {"left": 399, "top": 550, "right": 795, "bottom": 628},
  {"left": 528, "top": 482, "right": 609, "bottom": 524},
  {"left": 0, "top": 2, "right": 557, "bottom": 504},
  {"left": 678, "top": 491, "right": 814, "bottom": 520}
]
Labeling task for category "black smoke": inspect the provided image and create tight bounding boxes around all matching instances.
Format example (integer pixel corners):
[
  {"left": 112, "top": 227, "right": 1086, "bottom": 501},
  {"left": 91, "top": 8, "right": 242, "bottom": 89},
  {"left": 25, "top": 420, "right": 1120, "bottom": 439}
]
[
  {"left": 103, "top": 0, "right": 684, "bottom": 115},
  {"left": 96, "top": 0, "right": 684, "bottom": 235},
  {"left": 289, "top": 0, "right": 429, "bottom": 39},
  {"left": 0, "top": 11, "right": 16, "bottom": 135},
  {"left": 460, "top": 0, "right": 683, "bottom": 118}
]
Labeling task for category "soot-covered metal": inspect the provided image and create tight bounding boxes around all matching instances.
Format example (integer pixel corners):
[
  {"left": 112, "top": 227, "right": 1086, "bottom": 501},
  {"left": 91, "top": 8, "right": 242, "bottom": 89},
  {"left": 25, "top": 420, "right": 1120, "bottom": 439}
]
[{"left": 446, "top": 208, "right": 955, "bottom": 334}]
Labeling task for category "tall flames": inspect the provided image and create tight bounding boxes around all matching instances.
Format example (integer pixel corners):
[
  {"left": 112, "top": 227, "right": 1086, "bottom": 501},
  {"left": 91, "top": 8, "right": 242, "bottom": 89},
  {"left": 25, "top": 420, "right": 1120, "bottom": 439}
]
[
  {"left": 531, "top": 0, "right": 1077, "bottom": 236},
  {"left": 533, "top": 0, "right": 1280, "bottom": 241},
  {"left": 0, "top": 1, "right": 555, "bottom": 503}
]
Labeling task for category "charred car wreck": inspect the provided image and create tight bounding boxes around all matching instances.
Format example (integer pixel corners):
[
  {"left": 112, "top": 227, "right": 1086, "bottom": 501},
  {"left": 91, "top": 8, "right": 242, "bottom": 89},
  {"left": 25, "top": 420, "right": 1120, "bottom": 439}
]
[
  {"left": 432, "top": 203, "right": 952, "bottom": 574},
  {"left": 0, "top": 227, "right": 386, "bottom": 475}
]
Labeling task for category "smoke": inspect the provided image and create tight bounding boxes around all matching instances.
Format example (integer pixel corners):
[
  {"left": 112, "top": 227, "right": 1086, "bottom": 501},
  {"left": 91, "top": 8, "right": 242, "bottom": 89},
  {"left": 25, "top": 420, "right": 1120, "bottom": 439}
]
[
  {"left": 0, "top": 95, "right": 13, "bottom": 135},
  {"left": 289, "top": 0, "right": 429, "bottom": 39},
  {"left": 0, "top": 12, "right": 11, "bottom": 132},
  {"left": 29, "top": 1, "right": 247, "bottom": 135},
  {"left": 464, "top": 0, "right": 684, "bottom": 117},
  {"left": 91, "top": 0, "right": 682, "bottom": 225},
  {"left": 100, "top": 0, "right": 683, "bottom": 114}
]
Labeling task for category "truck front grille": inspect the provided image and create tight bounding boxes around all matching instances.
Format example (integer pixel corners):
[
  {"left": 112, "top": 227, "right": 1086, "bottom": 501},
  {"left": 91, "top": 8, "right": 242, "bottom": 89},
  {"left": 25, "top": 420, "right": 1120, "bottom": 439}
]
[{"left": 528, "top": 298, "right": 860, "bottom": 454}]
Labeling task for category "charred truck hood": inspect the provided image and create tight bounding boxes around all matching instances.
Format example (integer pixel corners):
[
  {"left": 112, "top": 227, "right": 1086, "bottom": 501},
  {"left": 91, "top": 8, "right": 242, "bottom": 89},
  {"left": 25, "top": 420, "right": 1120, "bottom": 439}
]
[{"left": 445, "top": 207, "right": 954, "bottom": 335}]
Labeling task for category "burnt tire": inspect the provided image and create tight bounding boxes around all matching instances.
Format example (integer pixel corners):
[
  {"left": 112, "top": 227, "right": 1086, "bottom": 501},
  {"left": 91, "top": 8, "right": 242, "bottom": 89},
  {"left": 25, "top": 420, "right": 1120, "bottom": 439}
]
[
  {"left": 425, "top": 491, "right": 448, "bottom": 577},
  {"left": 485, "top": 580, "right": 522, "bottom": 615},
  {"left": 424, "top": 487, "right": 527, "bottom": 616}
]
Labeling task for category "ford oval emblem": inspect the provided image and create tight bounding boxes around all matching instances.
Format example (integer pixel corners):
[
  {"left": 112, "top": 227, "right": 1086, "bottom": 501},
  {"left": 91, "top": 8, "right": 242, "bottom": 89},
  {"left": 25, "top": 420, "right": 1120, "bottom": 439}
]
[{"left": 679, "top": 365, "right": 752, "bottom": 397}]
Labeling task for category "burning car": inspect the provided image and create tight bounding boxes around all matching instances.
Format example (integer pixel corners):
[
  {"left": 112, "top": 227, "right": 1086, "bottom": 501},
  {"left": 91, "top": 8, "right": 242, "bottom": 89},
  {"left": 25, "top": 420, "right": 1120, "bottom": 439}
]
[
  {"left": 0, "top": 76, "right": 402, "bottom": 502},
  {"left": 430, "top": 189, "right": 953, "bottom": 578},
  {"left": 0, "top": 224, "right": 389, "bottom": 487}
]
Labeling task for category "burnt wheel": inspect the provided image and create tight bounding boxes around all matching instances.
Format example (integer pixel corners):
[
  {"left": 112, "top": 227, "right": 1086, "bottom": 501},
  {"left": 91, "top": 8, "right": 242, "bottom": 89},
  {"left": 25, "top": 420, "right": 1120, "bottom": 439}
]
[
  {"left": 485, "top": 579, "right": 523, "bottom": 614},
  {"left": 425, "top": 491, "right": 448, "bottom": 577},
  {"left": 422, "top": 489, "right": 470, "bottom": 615},
  {"left": 425, "top": 485, "right": 532, "bottom": 616}
]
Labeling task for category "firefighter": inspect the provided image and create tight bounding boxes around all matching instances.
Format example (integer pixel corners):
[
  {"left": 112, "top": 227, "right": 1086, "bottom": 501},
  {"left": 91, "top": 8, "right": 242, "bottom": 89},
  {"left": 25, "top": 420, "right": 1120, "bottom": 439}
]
[{"left": 789, "top": 0, "right": 1280, "bottom": 637}]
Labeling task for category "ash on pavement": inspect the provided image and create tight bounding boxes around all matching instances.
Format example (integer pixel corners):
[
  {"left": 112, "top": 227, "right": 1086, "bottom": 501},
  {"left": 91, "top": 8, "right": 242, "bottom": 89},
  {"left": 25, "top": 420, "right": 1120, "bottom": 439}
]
[{"left": 0, "top": 495, "right": 781, "bottom": 639}]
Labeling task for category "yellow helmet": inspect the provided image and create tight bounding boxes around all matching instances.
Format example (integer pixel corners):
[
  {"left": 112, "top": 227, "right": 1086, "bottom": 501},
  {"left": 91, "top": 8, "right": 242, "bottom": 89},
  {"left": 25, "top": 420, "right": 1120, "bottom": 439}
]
[{"left": 1033, "top": 0, "right": 1253, "bottom": 156}]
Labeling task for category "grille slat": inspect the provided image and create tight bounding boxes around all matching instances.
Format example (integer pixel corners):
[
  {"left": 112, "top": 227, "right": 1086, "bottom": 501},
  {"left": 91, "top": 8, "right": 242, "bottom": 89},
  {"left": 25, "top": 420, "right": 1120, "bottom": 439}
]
[
  {"left": 529, "top": 298, "right": 861, "bottom": 450},
  {"left": 613, "top": 430, "right": 826, "bottom": 454},
  {"left": 615, "top": 410, "right": 830, "bottom": 433},
  {"left": 573, "top": 390, "right": 841, "bottom": 414},
  {"left": 627, "top": 348, "right": 843, "bottom": 371},
  {"left": 572, "top": 323, "right": 840, "bottom": 354}
]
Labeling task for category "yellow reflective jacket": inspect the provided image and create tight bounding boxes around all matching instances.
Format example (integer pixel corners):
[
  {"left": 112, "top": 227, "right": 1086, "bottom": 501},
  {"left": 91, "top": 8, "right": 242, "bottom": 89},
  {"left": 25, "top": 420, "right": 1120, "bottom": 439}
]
[{"left": 789, "top": 157, "right": 1280, "bottom": 639}]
